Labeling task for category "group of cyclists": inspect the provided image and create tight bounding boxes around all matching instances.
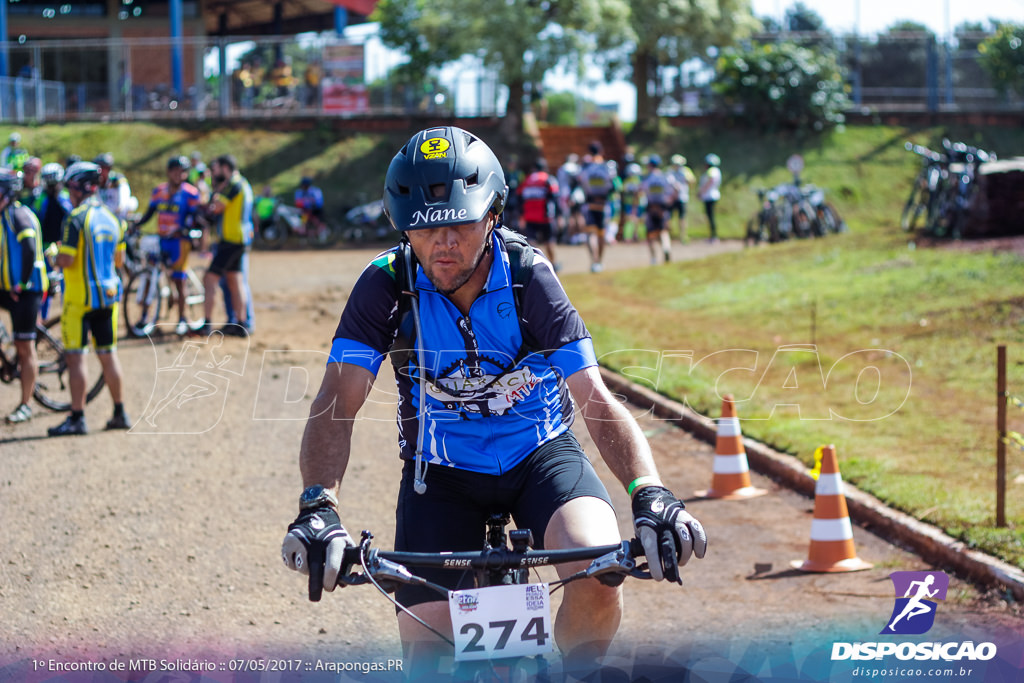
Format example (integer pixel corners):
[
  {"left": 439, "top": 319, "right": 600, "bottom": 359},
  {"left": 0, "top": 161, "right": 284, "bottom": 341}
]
[
  {"left": 504, "top": 141, "right": 721, "bottom": 272},
  {"left": 0, "top": 132, "right": 257, "bottom": 432}
]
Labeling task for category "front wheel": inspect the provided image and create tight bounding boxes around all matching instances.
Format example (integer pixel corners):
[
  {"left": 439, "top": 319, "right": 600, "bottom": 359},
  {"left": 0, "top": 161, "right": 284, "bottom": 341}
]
[
  {"left": 33, "top": 320, "right": 105, "bottom": 412},
  {"left": 123, "top": 267, "right": 166, "bottom": 337}
]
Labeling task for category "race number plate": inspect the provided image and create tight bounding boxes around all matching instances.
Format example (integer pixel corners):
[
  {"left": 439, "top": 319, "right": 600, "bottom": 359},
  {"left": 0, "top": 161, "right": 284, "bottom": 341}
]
[{"left": 448, "top": 583, "right": 553, "bottom": 662}]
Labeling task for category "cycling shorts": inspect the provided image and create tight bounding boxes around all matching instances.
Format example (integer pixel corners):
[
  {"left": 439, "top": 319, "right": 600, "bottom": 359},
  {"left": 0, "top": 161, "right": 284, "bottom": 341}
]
[
  {"left": 62, "top": 301, "right": 117, "bottom": 352},
  {"left": 207, "top": 242, "right": 247, "bottom": 276},
  {"left": 670, "top": 199, "right": 687, "bottom": 218},
  {"left": 646, "top": 203, "right": 668, "bottom": 234},
  {"left": 159, "top": 236, "right": 191, "bottom": 280},
  {"left": 583, "top": 207, "right": 606, "bottom": 232},
  {"left": 393, "top": 430, "right": 613, "bottom": 608},
  {"left": 0, "top": 290, "right": 42, "bottom": 340}
]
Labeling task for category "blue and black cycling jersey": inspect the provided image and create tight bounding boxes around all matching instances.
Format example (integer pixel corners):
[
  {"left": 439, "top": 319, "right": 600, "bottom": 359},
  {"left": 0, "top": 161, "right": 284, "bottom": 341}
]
[{"left": 329, "top": 231, "right": 597, "bottom": 475}]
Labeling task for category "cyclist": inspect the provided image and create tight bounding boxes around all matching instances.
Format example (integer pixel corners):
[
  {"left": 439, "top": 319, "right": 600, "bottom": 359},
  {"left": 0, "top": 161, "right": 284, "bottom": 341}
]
[
  {"left": 668, "top": 154, "right": 696, "bottom": 243},
  {"left": 556, "top": 153, "right": 583, "bottom": 243},
  {"left": 94, "top": 153, "right": 133, "bottom": 224},
  {"left": 1, "top": 132, "right": 29, "bottom": 171},
  {"left": 281, "top": 126, "right": 706, "bottom": 676},
  {"left": 197, "top": 154, "right": 253, "bottom": 336},
  {"left": 641, "top": 155, "right": 679, "bottom": 265},
  {"left": 0, "top": 169, "right": 48, "bottom": 424},
  {"left": 577, "top": 141, "right": 616, "bottom": 272},
  {"left": 34, "top": 163, "right": 72, "bottom": 247},
  {"left": 132, "top": 155, "right": 201, "bottom": 336},
  {"left": 18, "top": 157, "right": 42, "bottom": 207},
  {"left": 698, "top": 153, "right": 722, "bottom": 242},
  {"left": 49, "top": 162, "right": 130, "bottom": 436},
  {"left": 516, "top": 157, "right": 560, "bottom": 270},
  {"left": 293, "top": 176, "right": 325, "bottom": 234}
]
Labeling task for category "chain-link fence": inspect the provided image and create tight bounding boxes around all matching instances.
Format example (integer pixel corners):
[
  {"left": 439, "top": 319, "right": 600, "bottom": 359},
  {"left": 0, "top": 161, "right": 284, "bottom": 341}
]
[{"left": 0, "top": 29, "right": 1019, "bottom": 124}]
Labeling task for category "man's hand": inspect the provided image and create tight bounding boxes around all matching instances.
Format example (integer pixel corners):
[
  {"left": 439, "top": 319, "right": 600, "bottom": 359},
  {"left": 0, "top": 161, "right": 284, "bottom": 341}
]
[
  {"left": 632, "top": 485, "right": 707, "bottom": 583},
  {"left": 281, "top": 505, "right": 354, "bottom": 601}
]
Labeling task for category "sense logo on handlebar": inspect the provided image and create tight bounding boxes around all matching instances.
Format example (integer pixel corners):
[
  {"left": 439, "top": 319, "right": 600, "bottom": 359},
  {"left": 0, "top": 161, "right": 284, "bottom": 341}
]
[{"left": 448, "top": 583, "right": 553, "bottom": 662}]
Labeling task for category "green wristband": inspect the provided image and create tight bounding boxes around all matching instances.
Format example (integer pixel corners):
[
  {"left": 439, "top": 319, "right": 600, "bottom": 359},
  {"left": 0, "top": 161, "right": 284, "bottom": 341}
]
[{"left": 627, "top": 475, "right": 661, "bottom": 497}]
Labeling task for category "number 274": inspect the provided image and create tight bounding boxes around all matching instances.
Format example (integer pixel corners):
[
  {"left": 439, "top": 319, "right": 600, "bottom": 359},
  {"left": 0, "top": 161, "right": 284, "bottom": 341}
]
[{"left": 460, "top": 617, "right": 549, "bottom": 653}]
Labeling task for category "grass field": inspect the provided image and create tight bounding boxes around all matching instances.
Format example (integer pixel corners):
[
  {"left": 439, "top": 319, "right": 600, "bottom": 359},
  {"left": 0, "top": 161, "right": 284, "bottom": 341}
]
[
  {"left": 564, "top": 123, "right": 1024, "bottom": 570},
  {"left": 13, "top": 118, "right": 1024, "bottom": 570}
]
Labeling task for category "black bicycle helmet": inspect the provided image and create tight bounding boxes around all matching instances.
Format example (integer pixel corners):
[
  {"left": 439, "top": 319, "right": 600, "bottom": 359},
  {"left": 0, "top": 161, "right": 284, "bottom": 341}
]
[
  {"left": 167, "top": 155, "right": 189, "bottom": 171},
  {"left": 64, "top": 161, "right": 101, "bottom": 193},
  {"left": 0, "top": 168, "right": 22, "bottom": 199},
  {"left": 383, "top": 126, "right": 507, "bottom": 231}
]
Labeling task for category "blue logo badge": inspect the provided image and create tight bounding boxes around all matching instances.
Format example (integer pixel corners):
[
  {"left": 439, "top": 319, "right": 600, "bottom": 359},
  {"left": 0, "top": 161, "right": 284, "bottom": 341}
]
[{"left": 881, "top": 571, "right": 949, "bottom": 635}]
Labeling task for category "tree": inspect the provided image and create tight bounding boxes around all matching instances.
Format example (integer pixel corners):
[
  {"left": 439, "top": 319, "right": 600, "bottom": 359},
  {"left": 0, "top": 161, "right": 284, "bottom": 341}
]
[
  {"left": 978, "top": 23, "right": 1024, "bottom": 98},
  {"left": 713, "top": 41, "right": 849, "bottom": 132},
  {"left": 623, "top": 0, "right": 758, "bottom": 131},
  {"left": 784, "top": 2, "right": 824, "bottom": 32},
  {"left": 373, "top": 0, "right": 630, "bottom": 141}
]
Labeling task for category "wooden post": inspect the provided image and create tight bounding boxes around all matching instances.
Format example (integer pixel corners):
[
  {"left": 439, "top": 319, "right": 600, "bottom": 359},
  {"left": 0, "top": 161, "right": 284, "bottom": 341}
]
[{"left": 996, "top": 345, "right": 1007, "bottom": 527}]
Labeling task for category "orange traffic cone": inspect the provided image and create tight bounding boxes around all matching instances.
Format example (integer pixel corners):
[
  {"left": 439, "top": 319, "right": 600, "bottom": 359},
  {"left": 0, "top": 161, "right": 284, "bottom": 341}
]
[
  {"left": 791, "top": 445, "right": 873, "bottom": 573},
  {"left": 695, "top": 395, "right": 768, "bottom": 500}
]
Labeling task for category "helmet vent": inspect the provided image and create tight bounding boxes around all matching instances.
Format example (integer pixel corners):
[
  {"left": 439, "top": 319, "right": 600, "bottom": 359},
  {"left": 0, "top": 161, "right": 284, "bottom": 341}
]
[
  {"left": 465, "top": 172, "right": 479, "bottom": 187},
  {"left": 396, "top": 183, "right": 410, "bottom": 196}
]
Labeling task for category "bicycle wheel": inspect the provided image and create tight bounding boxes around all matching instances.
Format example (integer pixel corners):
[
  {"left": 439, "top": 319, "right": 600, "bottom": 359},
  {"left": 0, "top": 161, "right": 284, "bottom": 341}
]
[
  {"left": 177, "top": 268, "right": 205, "bottom": 324},
  {"left": 257, "top": 218, "right": 289, "bottom": 249},
  {"left": 123, "top": 266, "right": 165, "bottom": 337},
  {"left": 33, "top": 321, "right": 105, "bottom": 412},
  {"left": 900, "top": 182, "right": 925, "bottom": 231},
  {"left": 308, "top": 220, "right": 342, "bottom": 249}
]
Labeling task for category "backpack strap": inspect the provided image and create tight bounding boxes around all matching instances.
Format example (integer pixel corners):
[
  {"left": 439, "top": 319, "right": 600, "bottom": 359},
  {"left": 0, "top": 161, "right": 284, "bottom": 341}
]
[{"left": 388, "top": 228, "right": 537, "bottom": 374}]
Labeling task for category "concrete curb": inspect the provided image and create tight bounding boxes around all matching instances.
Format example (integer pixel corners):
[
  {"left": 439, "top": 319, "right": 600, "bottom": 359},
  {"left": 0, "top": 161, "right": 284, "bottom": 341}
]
[{"left": 600, "top": 367, "right": 1024, "bottom": 602}]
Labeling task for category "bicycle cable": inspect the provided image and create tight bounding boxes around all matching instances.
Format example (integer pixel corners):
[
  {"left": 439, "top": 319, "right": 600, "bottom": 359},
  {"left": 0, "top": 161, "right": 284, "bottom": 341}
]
[{"left": 358, "top": 543, "right": 455, "bottom": 648}]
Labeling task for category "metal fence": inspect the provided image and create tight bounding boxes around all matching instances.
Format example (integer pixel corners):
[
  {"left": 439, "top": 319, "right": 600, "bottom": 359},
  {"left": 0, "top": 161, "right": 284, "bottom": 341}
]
[{"left": 0, "top": 29, "right": 1019, "bottom": 124}]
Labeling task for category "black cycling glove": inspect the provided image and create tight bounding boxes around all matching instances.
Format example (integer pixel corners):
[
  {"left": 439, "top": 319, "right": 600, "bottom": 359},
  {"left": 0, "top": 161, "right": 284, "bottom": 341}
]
[
  {"left": 632, "top": 485, "right": 707, "bottom": 583},
  {"left": 282, "top": 505, "right": 354, "bottom": 602}
]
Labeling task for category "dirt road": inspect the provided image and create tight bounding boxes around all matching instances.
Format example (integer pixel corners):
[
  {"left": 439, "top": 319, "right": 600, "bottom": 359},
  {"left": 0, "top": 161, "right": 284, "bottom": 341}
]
[{"left": 1, "top": 239, "right": 1021, "bottom": 682}]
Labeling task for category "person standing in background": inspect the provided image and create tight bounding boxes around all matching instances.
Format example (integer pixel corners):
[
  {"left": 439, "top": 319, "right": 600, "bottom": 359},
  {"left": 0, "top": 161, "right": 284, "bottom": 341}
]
[{"left": 698, "top": 153, "right": 722, "bottom": 242}]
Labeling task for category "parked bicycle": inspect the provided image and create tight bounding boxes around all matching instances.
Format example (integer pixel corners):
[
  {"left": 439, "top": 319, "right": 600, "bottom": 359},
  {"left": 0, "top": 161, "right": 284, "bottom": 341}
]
[
  {"left": 0, "top": 317, "right": 105, "bottom": 412},
  {"left": 745, "top": 180, "right": 845, "bottom": 245},
  {"left": 901, "top": 139, "right": 995, "bottom": 239},
  {"left": 900, "top": 142, "right": 945, "bottom": 232},
  {"left": 255, "top": 202, "right": 342, "bottom": 249},
  {"left": 319, "top": 514, "right": 651, "bottom": 680},
  {"left": 121, "top": 229, "right": 205, "bottom": 337},
  {"left": 928, "top": 138, "right": 993, "bottom": 239}
]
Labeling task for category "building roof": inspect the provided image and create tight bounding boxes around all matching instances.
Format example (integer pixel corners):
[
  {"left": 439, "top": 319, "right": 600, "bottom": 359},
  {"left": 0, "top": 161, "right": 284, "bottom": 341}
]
[{"left": 205, "top": 0, "right": 378, "bottom": 36}]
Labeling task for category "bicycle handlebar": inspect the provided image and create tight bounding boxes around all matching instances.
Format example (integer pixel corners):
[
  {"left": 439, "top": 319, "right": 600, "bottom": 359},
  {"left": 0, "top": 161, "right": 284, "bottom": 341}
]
[{"left": 306, "top": 532, "right": 650, "bottom": 601}]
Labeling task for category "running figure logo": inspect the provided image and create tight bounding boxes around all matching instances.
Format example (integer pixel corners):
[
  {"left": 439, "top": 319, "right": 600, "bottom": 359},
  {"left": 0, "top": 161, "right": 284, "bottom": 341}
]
[{"left": 881, "top": 571, "right": 949, "bottom": 635}]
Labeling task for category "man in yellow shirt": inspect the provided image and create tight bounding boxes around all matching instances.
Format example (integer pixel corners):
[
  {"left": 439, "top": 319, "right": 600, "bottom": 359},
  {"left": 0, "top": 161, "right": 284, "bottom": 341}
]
[
  {"left": 198, "top": 154, "right": 253, "bottom": 336},
  {"left": 49, "top": 162, "right": 130, "bottom": 436}
]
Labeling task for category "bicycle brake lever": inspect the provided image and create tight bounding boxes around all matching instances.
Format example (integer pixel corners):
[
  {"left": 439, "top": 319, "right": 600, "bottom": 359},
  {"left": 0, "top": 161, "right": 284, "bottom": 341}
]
[
  {"left": 584, "top": 541, "right": 638, "bottom": 580},
  {"left": 307, "top": 543, "right": 325, "bottom": 603}
]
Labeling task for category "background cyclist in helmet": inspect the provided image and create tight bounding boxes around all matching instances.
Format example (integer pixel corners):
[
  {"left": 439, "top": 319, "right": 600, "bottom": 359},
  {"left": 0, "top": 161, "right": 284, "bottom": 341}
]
[
  {"left": 94, "top": 153, "right": 133, "bottom": 224},
  {"left": 51, "top": 162, "right": 130, "bottom": 436},
  {"left": 0, "top": 168, "right": 47, "bottom": 424},
  {"left": 132, "top": 155, "right": 201, "bottom": 336},
  {"left": 282, "top": 126, "right": 706, "bottom": 677}
]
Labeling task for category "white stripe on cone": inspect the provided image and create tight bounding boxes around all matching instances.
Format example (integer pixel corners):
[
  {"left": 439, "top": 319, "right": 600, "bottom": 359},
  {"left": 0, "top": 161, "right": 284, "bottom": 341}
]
[{"left": 810, "top": 517, "right": 854, "bottom": 542}]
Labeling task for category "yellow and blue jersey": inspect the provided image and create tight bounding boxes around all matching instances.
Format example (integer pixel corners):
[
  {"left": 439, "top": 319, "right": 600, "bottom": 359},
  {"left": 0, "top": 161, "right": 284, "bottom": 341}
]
[
  {"left": 59, "top": 197, "right": 124, "bottom": 309},
  {"left": 0, "top": 202, "right": 48, "bottom": 292}
]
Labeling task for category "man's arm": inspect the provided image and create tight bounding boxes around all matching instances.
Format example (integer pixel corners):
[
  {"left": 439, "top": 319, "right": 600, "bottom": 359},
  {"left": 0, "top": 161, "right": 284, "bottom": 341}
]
[
  {"left": 567, "top": 365, "right": 707, "bottom": 581},
  {"left": 566, "top": 365, "right": 658, "bottom": 489},
  {"left": 298, "top": 361, "right": 376, "bottom": 497}
]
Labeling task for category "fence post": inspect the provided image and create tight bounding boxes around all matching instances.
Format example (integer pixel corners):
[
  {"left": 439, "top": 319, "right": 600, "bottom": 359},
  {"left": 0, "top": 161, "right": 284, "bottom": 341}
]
[{"left": 996, "top": 344, "right": 1006, "bottom": 527}]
